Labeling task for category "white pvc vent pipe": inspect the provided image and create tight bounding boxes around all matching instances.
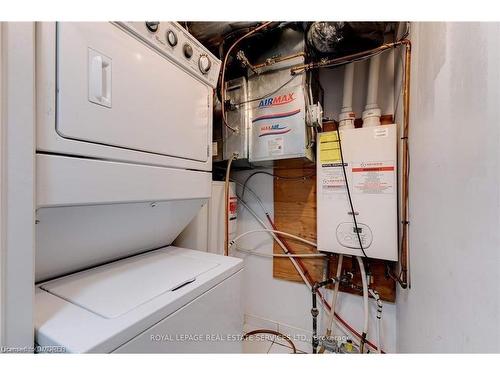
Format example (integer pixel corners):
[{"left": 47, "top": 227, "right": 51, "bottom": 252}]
[
  {"left": 362, "top": 54, "right": 382, "bottom": 127},
  {"left": 338, "top": 63, "right": 356, "bottom": 130}
]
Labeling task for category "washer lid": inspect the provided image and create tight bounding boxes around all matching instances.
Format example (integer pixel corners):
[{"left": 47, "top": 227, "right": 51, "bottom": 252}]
[{"left": 40, "top": 249, "right": 219, "bottom": 319}]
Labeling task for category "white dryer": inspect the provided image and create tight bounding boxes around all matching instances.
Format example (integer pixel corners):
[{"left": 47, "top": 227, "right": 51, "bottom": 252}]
[
  {"left": 37, "top": 21, "right": 220, "bottom": 171},
  {"left": 34, "top": 22, "right": 242, "bottom": 353}
]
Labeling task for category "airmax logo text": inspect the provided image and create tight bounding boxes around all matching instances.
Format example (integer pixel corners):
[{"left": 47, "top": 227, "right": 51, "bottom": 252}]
[
  {"left": 258, "top": 93, "right": 295, "bottom": 108},
  {"left": 259, "top": 124, "right": 291, "bottom": 137}
]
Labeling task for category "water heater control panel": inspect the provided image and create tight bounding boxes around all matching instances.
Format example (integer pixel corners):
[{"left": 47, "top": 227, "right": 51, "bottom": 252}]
[
  {"left": 115, "top": 22, "right": 221, "bottom": 88},
  {"left": 336, "top": 222, "right": 373, "bottom": 249}
]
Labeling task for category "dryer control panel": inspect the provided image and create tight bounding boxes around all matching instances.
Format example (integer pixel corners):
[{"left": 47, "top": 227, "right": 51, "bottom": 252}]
[{"left": 115, "top": 21, "right": 221, "bottom": 88}]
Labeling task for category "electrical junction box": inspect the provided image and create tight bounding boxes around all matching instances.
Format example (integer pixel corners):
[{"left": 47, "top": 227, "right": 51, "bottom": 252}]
[{"left": 316, "top": 124, "right": 398, "bottom": 261}]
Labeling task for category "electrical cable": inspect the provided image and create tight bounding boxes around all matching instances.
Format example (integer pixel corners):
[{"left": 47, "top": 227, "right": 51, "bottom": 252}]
[
  {"left": 231, "top": 179, "right": 268, "bottom": 216},
  {"left": 335, "top": 127, "right": 368, "bottom": 258},
  {"left": 218, "top": 24, "right": 259, "bottom": 62},
  {"left": 240, "top": 170, "right": 315, "bottom": 200}
]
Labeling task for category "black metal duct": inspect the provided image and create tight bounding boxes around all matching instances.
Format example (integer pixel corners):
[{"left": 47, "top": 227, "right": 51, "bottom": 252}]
[{"left": 306, "top": 22, "right": 391, "bottom": 58}]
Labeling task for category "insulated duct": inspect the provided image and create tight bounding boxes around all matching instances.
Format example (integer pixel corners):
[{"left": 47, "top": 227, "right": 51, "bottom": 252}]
[{"left": 306, "top": 22, "right": 389, "bottom": 58}]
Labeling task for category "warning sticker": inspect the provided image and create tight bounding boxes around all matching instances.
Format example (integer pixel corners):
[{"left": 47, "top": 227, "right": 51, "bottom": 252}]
[
  {"left": 229, "top": 196, "right": 238, "bottom": 220},
  {"left": 320, "top": 164, "right": 347, "bottom": 194},
  {"left": 319, "top": 132, "right": 341, "bottom": 163},
  {"left": 268, "top": 137, "right": 284, "bottom": 156},
  {"left": 352, "top": 161, "right": 395, "bottom": 194}
]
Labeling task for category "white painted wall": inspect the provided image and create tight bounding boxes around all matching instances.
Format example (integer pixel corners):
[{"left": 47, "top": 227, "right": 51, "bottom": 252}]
[{"left": 397, "top": 22, "right": 500, "bottom": 352}]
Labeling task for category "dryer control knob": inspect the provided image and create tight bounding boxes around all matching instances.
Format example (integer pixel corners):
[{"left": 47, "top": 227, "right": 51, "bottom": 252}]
[
  {"left": 198, "top": 54, "right": 211, "bottom": 74},
  {"left": 145, "top": 22, "right": 160, "bottom": 33},
  {"left": 166, "top": 30, "right": 178, "bottom": 47},
  {"left": 183, "top": 44, "right": 193, "bottom": 59}
]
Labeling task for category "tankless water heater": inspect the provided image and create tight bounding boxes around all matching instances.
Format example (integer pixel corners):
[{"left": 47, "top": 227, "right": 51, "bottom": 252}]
[{"left": 316, "top": 124, "right": 398, "bottom": 261}]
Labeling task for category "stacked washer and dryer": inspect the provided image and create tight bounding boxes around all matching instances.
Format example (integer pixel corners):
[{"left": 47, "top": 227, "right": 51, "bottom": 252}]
[{"left": 34, "top": 22, "right": 243, "bottom": 353}]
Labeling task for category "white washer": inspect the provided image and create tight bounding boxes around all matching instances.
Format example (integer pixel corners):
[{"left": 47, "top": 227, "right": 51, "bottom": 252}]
[{"left": 35, "top": 247, "right": 243, "bottom": 353}]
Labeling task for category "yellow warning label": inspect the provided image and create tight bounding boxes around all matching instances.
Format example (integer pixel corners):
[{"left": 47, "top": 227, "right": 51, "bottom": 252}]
[{"left": 319, "top": 132, "right": 341, "bottom": 163}]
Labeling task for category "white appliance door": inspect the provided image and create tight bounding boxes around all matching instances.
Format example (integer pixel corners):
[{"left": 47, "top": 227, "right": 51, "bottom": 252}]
[
  {"left": 40, "top": 249, "right": 220, "bottom": 319},
  {"left": 56, "top": 22, "right": 210, "bottom": 162}
]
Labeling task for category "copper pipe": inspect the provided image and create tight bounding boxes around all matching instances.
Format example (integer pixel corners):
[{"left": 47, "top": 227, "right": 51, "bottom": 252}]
[
  {"left": 383, "top": 39, "right": 411, "bottom": 288},
  {"left": 250, "top": 51, "right": 307, "bottom": 71},
  {"left": 399, "top": 39, "right": 411, "bottom": 288},
  {"left": 290, "top": 39, "right": 407, "bottom": 74},
  {"left": 220, "top": 22, "right": 272, "bottom": 132}
]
